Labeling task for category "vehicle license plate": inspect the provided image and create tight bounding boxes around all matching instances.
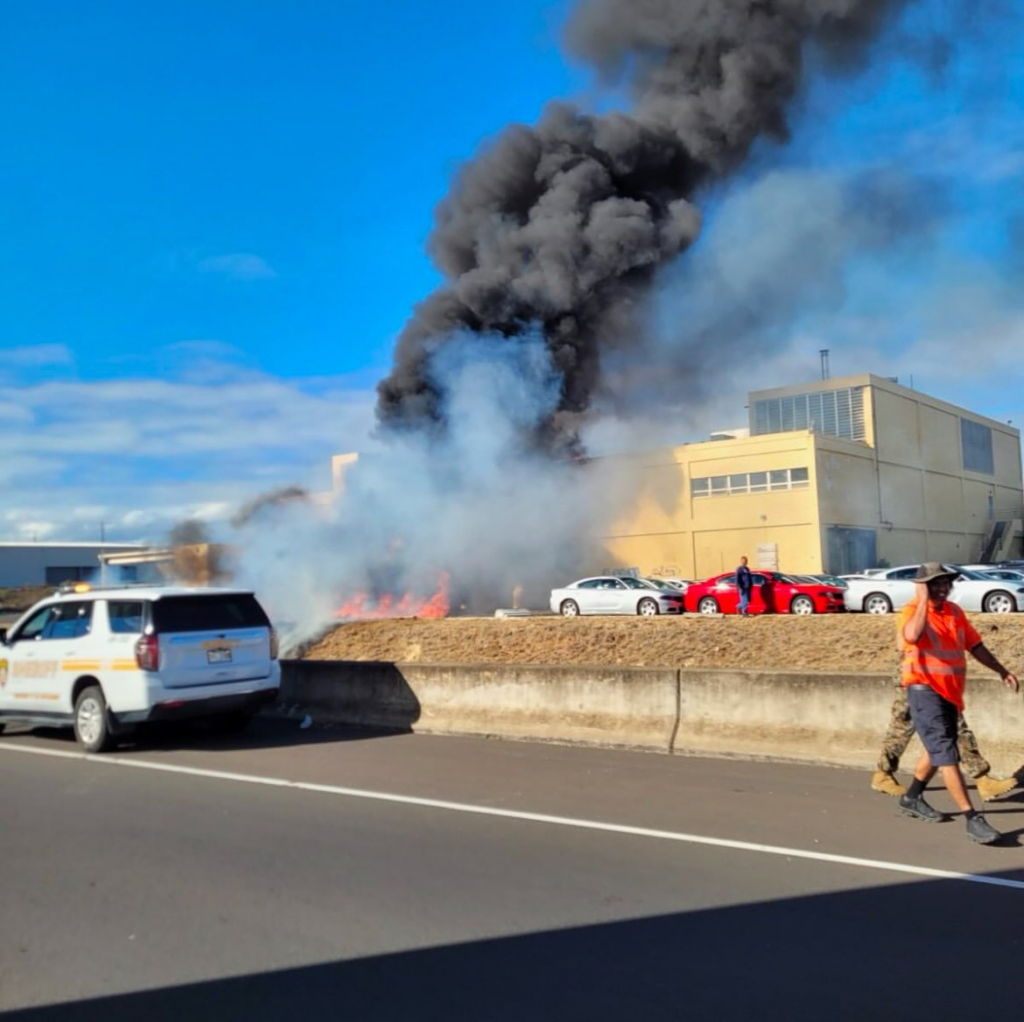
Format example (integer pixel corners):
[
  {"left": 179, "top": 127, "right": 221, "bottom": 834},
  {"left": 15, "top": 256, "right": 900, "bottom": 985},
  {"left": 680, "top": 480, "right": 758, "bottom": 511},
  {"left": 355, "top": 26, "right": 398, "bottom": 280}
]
[{"left": 207, "top": 648, "right": 232, "bottom": 664}]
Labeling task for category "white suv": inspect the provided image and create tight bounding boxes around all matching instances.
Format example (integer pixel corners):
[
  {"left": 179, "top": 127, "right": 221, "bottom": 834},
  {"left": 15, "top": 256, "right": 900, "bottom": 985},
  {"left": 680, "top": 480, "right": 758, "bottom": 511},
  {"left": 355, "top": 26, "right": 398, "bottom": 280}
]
[{"left": 0, "top": 584, "right": 280, "bottom": 752}]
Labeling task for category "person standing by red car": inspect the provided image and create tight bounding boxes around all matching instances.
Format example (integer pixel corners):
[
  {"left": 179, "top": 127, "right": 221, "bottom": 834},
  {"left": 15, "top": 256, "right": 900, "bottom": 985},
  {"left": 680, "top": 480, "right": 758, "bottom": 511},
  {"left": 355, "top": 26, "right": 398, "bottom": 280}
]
[{"left": 736, "top": 556, "right": 753, "bottom": 616}]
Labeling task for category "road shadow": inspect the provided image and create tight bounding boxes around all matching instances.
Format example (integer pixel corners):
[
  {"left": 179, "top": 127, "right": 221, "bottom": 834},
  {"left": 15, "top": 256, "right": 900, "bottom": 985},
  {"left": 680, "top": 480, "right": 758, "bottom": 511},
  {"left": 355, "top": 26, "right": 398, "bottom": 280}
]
[
  {"left": 279, "top": 659, "right": 421, "bottom": 732},
  {"left": 135, "top": 715, "right": 413, "bottom": 753},
  {"left": 7, "top": 868, "right": 1024, "bottom": 1021}
]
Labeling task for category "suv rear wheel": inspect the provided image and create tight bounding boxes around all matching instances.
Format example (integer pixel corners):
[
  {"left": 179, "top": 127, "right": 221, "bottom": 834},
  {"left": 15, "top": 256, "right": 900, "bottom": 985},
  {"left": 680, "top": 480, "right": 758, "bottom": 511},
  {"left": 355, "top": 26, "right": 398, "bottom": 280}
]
[{"left": 74, "top": 685, "right": 113, "bottom": 753}]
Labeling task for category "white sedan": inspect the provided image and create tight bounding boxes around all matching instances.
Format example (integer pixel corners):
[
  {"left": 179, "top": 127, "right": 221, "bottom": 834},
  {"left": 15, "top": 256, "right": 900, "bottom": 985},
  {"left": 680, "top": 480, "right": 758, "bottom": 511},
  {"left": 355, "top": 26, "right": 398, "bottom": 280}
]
[
  {"left": 842, "top": 565, "right": 1024, "bottom": 614},
  {"left": 550, "top": 576, "right": 685, "bottom": 617}
]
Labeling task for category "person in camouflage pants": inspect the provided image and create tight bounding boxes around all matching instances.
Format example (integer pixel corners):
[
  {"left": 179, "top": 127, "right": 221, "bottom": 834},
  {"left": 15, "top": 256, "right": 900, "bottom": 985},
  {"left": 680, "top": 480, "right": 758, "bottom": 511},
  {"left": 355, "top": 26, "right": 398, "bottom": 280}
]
[{"left": 872, "top": 662, "right": 1017, "bottom": 800}]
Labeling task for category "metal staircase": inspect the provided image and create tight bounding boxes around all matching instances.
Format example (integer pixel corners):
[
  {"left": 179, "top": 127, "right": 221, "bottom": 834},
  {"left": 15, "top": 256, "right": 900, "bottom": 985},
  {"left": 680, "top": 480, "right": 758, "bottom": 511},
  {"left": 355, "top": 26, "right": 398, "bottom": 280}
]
[{"left": 978, "top": 512, "right": 1024, "bottom": 563}]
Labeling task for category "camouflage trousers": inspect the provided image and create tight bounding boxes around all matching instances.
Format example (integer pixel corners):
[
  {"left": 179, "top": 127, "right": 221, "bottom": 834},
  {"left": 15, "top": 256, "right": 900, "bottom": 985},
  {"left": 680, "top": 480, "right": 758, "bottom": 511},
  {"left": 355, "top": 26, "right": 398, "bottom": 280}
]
[{"left": 878, "top": 666, "right": 990, "bottom": 778}]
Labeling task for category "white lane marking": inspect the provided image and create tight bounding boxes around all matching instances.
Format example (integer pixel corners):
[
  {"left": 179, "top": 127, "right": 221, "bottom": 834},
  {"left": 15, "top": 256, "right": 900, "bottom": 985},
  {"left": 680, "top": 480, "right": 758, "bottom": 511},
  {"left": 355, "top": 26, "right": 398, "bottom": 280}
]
[{"left": 3, "top": 740, "right": 1022, "bottom": 891}]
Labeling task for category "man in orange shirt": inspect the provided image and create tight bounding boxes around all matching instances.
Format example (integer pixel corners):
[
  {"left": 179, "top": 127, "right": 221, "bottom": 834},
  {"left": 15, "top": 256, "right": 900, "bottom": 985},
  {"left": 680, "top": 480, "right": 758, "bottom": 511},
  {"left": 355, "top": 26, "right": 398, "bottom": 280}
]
[{"left": 897, "top": 562, "right": 1019, "bottom": 844}]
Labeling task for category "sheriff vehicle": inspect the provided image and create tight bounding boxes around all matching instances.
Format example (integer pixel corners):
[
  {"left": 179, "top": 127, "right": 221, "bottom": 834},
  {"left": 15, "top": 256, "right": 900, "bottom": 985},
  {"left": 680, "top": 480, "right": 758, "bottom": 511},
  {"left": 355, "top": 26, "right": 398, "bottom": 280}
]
[{"left": 0, "top": 584, "right": 280, "bottom": 752}]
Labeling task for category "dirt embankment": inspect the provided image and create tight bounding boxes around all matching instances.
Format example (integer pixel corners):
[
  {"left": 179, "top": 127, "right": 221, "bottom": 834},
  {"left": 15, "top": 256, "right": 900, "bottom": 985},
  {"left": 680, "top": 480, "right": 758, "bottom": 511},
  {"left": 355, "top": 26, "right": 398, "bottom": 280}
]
[{"left": 300, "top": 613, "right": 1024, "bottom": 674}]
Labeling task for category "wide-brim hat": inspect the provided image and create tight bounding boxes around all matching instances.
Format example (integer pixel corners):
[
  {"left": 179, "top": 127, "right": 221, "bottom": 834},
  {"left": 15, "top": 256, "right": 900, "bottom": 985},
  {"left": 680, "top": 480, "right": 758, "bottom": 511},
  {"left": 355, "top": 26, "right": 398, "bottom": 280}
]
[{"left": 915, "top": 561, "right": 960, "bottom": 583}]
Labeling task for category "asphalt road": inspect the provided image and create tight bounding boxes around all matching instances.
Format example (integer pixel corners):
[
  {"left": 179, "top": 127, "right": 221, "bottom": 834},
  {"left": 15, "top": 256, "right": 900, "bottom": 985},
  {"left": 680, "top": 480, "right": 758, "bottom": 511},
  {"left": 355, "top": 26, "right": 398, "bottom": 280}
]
[{"left": 3, "top": 719, "right": 1024, "bottom": 1021}]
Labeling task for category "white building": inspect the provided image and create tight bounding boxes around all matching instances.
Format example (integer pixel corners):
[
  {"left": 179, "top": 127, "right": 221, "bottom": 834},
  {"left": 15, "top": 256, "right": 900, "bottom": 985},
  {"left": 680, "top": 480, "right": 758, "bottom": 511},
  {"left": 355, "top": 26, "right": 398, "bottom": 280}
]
[{"left": 0, "top": 543, "right": 147, "bottom": 587}]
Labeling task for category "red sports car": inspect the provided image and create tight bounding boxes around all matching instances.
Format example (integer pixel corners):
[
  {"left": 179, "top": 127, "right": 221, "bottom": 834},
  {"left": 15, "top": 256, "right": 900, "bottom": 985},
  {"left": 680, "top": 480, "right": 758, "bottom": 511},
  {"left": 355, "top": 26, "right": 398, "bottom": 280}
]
[{"left": 683, "top": 570, "right": 846, "bottom": 615}]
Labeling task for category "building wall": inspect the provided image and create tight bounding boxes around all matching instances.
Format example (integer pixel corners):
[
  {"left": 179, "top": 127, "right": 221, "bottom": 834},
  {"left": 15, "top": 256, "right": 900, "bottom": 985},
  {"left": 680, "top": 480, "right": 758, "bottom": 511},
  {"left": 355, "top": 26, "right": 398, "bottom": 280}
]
[
  {"left": 601, "top": 374, "right": 1023, "bottom": 580},
  {"left": 866, "top": 378, "right": 1021, "bottom": 566},
  {"left": 602, "top": 433, "right": 821, "bottom": 579},
  {"left": 0, "top": 544, "right": 145, "bottom": 587}
]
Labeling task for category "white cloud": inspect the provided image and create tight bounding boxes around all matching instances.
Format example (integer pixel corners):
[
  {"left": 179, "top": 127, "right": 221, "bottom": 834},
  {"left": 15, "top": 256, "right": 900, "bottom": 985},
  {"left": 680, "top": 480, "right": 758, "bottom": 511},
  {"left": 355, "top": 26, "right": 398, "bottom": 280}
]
[
  {"left": 9, "top": 520, "right": 61, "bottom": 542},
  {"left": 196, "top": 253, "right": 277, "bottom": 281},
  {"left": 0, "top": 402, "right": 35, "bottom": 425},
  {"left": 0, "top": 344, "right": 75, "bottom": 371},
  {"left": 0, "top": 348, "right": 378, "bottom": 542},
  {"left": 0, "top": 346, "right": 77, "bottom": 396}
]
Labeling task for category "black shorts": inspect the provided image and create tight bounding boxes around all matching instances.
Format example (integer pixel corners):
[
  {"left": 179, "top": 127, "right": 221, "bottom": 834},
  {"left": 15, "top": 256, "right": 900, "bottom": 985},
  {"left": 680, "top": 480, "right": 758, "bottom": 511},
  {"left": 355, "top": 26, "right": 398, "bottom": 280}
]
[{"left": 906, "top": 684, "right": 960, "bottom": 767}]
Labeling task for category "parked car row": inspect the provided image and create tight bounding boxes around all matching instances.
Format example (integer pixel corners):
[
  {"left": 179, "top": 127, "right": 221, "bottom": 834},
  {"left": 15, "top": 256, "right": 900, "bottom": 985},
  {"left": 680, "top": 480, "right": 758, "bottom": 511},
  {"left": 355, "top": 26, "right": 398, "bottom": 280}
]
[
  {"left": 549, "top": 572, "right": 845, "bottom": 616},
  {"left": 840, "top": 564, "right": 1024, "bottom": 614},
  {"left": 549, "top": 561, "right": 1024, "bottom": 618}
]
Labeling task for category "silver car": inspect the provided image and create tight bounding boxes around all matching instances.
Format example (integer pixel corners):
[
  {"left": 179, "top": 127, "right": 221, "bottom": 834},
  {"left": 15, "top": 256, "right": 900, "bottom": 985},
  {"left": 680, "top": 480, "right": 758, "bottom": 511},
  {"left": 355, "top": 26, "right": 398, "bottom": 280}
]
[
  {"left": 842, "top": 564, "right": 1024, "bottom": 614},
  {"left": 549, "top": 576, "right": 685, "bottom": 617},
  {"left": 972, "top": 567, "right": 1024, "bottom": 584}
]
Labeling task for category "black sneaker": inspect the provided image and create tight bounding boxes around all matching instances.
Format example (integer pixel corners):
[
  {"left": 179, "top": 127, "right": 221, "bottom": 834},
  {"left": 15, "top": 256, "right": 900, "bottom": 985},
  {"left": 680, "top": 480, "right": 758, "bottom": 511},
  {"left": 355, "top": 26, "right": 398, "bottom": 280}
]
[
  {"left": 966, "top": 814, "right": 1001, "bottom": 845},
  {"left": 898, "top": 794, "right": 948, "bottom": 823}
]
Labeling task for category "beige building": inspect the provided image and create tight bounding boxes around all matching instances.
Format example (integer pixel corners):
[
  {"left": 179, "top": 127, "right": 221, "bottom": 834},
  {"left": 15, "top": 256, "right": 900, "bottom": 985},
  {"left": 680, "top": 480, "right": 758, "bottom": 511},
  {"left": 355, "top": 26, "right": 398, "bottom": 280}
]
[{"left": 602, "top": 373, "right": 1024, "bottom": 579}]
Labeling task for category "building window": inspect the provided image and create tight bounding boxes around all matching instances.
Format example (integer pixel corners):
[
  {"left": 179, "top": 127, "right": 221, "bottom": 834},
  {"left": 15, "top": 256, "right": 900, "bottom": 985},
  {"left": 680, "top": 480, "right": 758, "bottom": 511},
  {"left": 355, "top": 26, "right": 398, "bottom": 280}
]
[
  {"left": 691, "top": 467, "right": 810, "bottom": 498},
  {"left": 961, "top": 418, "right": 994, "bottom": 475},
  {"left": 752, "top": 387, "right": 866, "bottom": 441}
]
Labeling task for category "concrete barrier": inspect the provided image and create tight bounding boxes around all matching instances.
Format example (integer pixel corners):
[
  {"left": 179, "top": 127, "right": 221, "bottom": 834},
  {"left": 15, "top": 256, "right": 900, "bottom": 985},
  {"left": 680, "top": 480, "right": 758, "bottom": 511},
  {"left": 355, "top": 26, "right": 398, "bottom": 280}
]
[
  {"left": 674, "top": 669, "right": 892, "bottom": 767},
  {"left": 278, "top": 660, "right": 1024, "bottom": 772},
  {"left": 280, "top": 661, "right": 678, "bottom": 752}
]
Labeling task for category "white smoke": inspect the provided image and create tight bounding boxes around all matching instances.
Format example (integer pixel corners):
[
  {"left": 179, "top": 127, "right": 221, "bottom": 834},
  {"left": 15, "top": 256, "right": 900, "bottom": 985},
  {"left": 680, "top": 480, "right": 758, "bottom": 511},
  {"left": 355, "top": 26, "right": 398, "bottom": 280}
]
[{"left": 231, "top": 335, "right": 637, "bottom": 653}]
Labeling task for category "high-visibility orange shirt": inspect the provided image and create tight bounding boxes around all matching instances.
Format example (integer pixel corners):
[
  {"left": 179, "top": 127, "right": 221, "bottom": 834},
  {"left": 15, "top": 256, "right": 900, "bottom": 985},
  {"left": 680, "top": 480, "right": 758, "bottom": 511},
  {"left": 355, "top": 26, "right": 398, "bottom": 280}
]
[{"left": 898, "top": 598, "right": 982, "bottom": 711}]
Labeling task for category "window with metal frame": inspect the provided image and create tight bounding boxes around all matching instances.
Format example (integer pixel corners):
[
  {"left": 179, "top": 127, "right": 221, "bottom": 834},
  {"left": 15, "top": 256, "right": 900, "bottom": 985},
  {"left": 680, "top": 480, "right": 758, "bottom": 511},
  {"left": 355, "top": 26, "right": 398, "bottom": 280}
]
[
  {"left": 690, "top": 467, "right": 811, "bottom": 498},
  {"left": 961, "top": 418, "right": 994, "bottom": 474},
  {"left": 752, "top": 387, "right": 866, "bottom": 441}
]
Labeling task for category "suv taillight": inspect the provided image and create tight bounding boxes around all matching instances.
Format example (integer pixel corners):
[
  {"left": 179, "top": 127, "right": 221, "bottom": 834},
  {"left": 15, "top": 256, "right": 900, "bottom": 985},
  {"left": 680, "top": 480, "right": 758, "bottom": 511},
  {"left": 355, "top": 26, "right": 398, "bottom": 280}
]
[
  {"left": 269, "top": 626, "right": 279, "bottom": 660},
  {"left": 135, "top": 633, "right": 159, "bottom": 671}
]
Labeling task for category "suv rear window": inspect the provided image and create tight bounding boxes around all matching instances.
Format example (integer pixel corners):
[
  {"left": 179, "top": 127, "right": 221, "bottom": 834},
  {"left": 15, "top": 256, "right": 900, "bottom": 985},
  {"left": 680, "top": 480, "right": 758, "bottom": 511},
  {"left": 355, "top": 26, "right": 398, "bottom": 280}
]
[
  {"left": 152, "top": 594, "right": 270, "bottom": 633},
  {"left": 108, "top": 600, "right": 144, "bottom": 634}
]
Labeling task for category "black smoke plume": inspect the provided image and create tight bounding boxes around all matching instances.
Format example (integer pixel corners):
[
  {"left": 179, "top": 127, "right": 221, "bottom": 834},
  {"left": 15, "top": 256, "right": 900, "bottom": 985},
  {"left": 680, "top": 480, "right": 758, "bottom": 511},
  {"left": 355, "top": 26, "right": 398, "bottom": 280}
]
[{"left": 376, "top": 0, "right": 908, "bottom": 452}]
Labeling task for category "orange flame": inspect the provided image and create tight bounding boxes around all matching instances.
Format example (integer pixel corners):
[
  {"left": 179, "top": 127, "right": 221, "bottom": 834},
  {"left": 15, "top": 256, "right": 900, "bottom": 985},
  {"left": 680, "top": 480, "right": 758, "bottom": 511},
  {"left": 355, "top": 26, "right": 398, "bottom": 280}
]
[{"left": 335, "top": 572, "right": 451, "bottom": 621}]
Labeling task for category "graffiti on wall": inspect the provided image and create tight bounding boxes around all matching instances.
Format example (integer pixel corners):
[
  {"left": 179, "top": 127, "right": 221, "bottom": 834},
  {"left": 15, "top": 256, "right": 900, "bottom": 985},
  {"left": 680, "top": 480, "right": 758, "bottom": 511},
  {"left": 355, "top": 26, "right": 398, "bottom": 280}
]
[{"left": 650, "top": 565, "right": 681, "bottom": 578}]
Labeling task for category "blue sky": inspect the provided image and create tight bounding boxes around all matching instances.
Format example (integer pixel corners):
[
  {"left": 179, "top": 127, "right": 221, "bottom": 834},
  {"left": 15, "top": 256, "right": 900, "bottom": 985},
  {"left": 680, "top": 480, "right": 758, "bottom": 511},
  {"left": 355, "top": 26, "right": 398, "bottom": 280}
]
[{"left": 3, "top": 0, "right": 1023, "bottom": 542}]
